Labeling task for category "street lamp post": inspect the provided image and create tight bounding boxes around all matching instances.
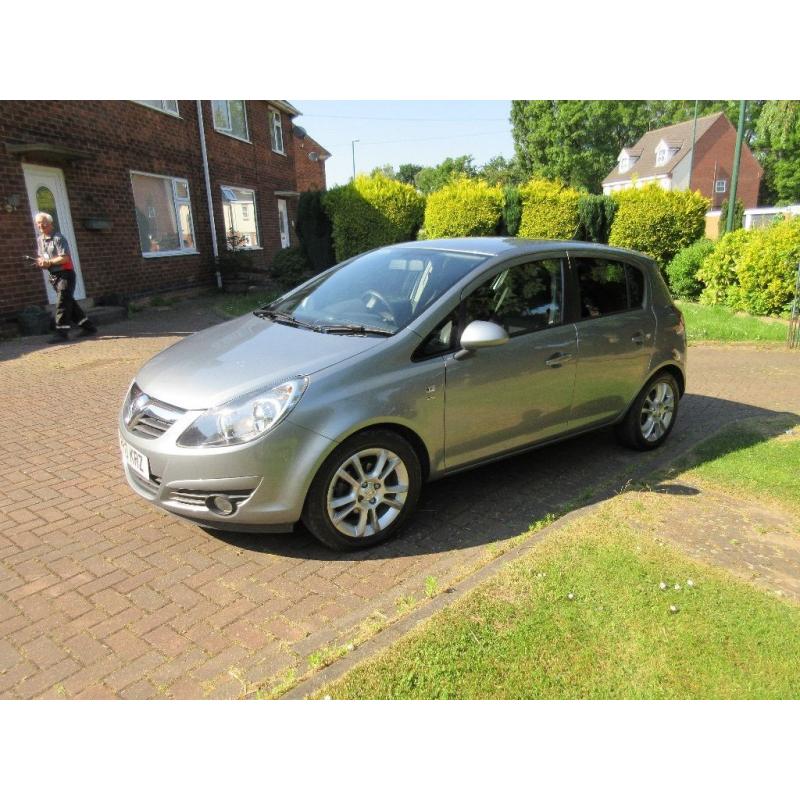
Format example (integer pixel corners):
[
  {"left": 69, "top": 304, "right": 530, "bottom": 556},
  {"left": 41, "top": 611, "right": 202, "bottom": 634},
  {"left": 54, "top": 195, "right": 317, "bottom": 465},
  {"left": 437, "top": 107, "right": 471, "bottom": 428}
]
[{"left": 351, "top": 139, "right": 359, "bottom": 181}]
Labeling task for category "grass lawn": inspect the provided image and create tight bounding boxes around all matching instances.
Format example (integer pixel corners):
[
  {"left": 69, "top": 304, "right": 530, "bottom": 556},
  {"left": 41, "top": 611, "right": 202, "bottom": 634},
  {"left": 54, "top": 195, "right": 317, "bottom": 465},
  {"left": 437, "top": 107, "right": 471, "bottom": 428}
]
[
  {"left": 317, "top": 501, "right": 800, "bottom": 699},
  {"left": 676, "top": 416, "right": 800, "bottom": 515},
  {"left": 676, "top": 301, "right": 788, "bottom": 344},
  {"left": 214, "top": 291, "right": 277, "bottom": 319}
]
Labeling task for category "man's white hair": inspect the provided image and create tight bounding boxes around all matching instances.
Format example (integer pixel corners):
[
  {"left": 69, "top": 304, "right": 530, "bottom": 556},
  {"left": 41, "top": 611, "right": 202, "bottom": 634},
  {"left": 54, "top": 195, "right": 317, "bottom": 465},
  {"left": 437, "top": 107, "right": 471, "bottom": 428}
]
[{"left": 35, "top": 212, "right": 54, "bottom": 225}]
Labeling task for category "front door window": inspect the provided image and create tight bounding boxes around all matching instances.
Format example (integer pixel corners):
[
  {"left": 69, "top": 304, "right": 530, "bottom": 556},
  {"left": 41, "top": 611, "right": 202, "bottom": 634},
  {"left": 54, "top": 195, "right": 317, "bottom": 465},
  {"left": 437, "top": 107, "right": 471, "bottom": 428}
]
[{"left": 277, "top": 199, "right": 290, "bottom": 249}]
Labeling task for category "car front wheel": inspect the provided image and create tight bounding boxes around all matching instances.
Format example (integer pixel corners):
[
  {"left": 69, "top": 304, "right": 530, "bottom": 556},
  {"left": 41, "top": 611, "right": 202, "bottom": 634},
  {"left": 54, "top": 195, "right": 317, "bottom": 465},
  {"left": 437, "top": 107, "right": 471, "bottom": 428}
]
[
  {"left": 616, "top": 372, "right": 680, "bottom": 450},
  {"left": 301, "top": 429, "right": 422, "bottom": 551}
]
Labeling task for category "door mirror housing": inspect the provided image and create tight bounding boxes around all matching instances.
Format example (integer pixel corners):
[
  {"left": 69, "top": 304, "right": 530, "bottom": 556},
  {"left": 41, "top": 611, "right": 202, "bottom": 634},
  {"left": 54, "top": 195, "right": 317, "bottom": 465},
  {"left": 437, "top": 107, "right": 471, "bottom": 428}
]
[{"left": 454, "top": 320, "right": 509, "bottom": 360}]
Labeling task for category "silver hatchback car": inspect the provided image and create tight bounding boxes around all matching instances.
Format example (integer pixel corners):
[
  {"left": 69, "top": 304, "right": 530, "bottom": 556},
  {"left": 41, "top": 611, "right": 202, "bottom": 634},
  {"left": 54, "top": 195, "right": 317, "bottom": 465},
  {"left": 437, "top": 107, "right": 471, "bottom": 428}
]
[{"left": 119, "top": 238, "right": 686, "bottom": 550}]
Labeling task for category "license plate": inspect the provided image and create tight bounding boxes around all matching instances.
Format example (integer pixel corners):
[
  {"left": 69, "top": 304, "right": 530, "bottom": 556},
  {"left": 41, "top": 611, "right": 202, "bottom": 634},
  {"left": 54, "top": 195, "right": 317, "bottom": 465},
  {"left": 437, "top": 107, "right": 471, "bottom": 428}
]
[{"left": 120, "top": 434, "right": 150, "bottom": 482}]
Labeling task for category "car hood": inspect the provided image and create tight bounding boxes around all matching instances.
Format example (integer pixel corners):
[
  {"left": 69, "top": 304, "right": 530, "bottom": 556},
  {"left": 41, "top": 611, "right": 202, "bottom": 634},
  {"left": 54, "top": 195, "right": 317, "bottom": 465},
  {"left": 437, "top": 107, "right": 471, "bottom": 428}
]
[{"left": 135, "top": 314, "right": 384, "bottom": 410}]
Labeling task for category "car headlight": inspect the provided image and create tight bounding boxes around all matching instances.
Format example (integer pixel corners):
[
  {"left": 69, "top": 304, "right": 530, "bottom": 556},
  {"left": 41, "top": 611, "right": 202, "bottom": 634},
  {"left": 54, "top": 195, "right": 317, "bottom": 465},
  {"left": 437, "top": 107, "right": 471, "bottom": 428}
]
[{"left": 176, "top": 377, "right": 308, "bottom": 448}]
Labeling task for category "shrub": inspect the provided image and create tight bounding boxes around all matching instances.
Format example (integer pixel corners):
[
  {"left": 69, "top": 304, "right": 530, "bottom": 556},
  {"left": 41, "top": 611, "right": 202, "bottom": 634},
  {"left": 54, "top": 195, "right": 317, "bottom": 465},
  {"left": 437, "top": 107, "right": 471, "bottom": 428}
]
[
  {"left": 576, "top": 194, "right": 617, "bottom": 244},
  {"left": 322, "top": 174, "right": 425, "bottom": 261},
  {"left": 501, "top": 185, "right": 522, "bottom": 236},
  {"left": 608, "top": 185, "right": 709, "bottom": 267},
  {"left": 423, "top": 177, "right": 503, "bottom": 238},
  {"left": 697, "top": 228, "right": 751, "bottom": 306},
  {"left": 666, "top": 238, "right": 715, "bottom": 299},
  {"left": 271, "top": 246, "right": 315, "bottom": 292},
  {"left": 517, "top": 179, "right": 581, "bottom": 240},
  {"left": 720, "top": 197, "right": 745, "bottom": 232},
  {"left": 295, "top": 191, "right": 335, "bottom": 272},
  {"left": 729, "top": 217, "right": 800, "bottom": 316}
]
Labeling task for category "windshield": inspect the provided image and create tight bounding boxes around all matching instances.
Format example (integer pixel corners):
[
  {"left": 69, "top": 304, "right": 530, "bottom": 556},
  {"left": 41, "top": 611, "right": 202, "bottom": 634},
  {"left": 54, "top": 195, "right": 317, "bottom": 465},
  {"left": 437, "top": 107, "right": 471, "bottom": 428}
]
[{"left": 262, "top": 247, "right": 489, "bottom": 335}]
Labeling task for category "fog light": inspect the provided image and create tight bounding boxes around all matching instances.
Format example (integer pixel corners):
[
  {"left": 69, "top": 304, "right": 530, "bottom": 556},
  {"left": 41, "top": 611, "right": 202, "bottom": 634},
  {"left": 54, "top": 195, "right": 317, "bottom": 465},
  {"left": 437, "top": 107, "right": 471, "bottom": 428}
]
[{"left": 206, "top": 494, "right": 235, "bottom": 516}]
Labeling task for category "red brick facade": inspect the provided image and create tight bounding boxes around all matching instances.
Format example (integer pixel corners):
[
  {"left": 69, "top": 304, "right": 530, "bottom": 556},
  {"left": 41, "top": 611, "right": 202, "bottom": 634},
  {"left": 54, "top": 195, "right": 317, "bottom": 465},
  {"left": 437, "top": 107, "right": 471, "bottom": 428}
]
[
  {"left": 689, "top": 114, "right": 762, "bottom": 210},
  {"left": 293, "top": 131, "right": 330, "bottom": 192},
  {"left": 0, "top": 100, "right": 326, "bottom": 321}
]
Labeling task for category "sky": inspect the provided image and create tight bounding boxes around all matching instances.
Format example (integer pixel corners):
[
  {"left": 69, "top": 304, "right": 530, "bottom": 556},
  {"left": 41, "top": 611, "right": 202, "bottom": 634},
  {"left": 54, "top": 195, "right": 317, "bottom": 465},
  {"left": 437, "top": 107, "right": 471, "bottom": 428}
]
[{"left": 291, "top": 100, "right": 515, "bottom": 188}]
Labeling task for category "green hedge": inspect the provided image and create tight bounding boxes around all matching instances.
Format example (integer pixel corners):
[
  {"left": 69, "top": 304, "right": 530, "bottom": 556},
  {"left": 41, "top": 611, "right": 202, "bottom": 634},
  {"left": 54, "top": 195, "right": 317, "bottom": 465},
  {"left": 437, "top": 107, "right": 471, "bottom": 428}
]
[
  {"left": 517, "top": 179, "right": 581, "bottom": 239},
  {"left": 423, "top": 178, "right": 503, "bottom": 238},
  {"left": 608, "top": 185, "right": 709, "bottom": 266},
  {"left": 322, "top": 174, "right": 425, "bottom": 261},
  {"left": 295, "top": 191, "right": 335, "bottom": 272},
  {"left": 271, "top": 246, "right": 315, "bottom": 292},
  {"left": 696, "top": 228, "right": 750, "bottom": 306},
  {"left": 666, "top": 238, "right": 715, "bottom": 300},
  {"left": 576, "top": 194, "right": 617, "bottom": 244}
]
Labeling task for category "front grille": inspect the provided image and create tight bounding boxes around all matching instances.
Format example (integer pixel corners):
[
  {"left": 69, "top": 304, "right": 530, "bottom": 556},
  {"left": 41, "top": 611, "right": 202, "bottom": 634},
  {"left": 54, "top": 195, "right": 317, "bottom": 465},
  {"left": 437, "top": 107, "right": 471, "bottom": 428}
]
[
  {"left": 129, "top": 469, "right": 162, "bottom": 498},
  {"left": 130, "top": 397, "right": 185, "bottom": 439},
  {"left": 168, "top": 488, "right": 255, "bottom": 508}
]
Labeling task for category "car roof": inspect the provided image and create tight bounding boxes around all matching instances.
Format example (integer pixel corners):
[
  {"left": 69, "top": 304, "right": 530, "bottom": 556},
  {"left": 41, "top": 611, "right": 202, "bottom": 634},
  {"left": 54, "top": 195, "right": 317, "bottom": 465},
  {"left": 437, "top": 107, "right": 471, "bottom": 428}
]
[{"left": 394, "top": 237, "right": 654, "bottom": 263}]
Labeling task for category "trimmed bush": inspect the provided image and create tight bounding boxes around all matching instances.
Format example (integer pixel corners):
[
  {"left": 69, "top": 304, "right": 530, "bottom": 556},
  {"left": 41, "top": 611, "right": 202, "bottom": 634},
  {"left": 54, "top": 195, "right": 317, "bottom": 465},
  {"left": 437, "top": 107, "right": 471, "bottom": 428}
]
[
  {"left": 501, "top": 185, "right": 522, "bottom": 236},
  {"left": 295, "top": 191, "right": 335, "bottom": 272},
  {"left": 666, "top": 238, "right": 715, "bottom": 299},
  {"left": 423, "top": 178, "right": 503, "bottom": 238},
  {"left": 517, "top": 179, "right": 581, "bottom": 240},
  {"left": 322, "top": 174, "right": 425, "bottom": 261},
  {"left": 697, "top": 228, "right": 751, "bottom": 307},
  {"left": 576, "top": 194, "right": 617, "bottom": 244},
  {"left": 271, "top": 246, "right": 315, "bottom": 292},
  {"left": 729, "top": 218, "right": 800, "bottom": 316},
  {"left": 608, "top": 185, "right": 709, "bottom": 267}
]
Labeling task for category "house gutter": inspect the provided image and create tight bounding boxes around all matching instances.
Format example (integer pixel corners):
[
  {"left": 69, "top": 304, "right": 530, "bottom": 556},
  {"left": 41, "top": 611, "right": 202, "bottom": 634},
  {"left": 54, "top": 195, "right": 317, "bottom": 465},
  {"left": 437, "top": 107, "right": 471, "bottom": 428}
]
[{"left": 196, "top": 100, "right": 221, "bottom": 288}]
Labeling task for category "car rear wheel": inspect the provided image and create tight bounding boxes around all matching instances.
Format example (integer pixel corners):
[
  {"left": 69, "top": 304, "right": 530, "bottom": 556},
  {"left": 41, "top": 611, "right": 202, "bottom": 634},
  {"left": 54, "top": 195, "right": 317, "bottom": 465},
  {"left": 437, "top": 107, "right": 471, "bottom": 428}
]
[
  {"left": 301, "top": 429, "right": 422, "bottom": 551},
  {"left": 615, "top": 372, "right": 679, "bottom": 451}
]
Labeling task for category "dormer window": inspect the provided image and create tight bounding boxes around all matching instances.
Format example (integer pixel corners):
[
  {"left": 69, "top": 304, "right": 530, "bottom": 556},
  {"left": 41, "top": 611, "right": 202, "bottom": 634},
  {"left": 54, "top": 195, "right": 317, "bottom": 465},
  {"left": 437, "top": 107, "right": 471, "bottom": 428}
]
[
  {"left": 619, "top": 156, "right": 630, "bottom": 173},
  {"left": 618, "top": 150, "right": 638, "bottom": 174},
  {"left": 654, "top": 139, "right": 675, "bottom": 168}
]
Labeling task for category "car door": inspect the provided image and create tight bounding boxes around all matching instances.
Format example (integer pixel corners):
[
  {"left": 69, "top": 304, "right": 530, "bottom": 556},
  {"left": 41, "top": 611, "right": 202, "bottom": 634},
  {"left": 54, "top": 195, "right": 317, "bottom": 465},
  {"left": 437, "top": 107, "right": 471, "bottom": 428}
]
[
  {"left": 567, "top": 253, "right": 656, "bottom": 430},
  {"left": 442, "top": 256, "right": 578, "bottom": 470}
]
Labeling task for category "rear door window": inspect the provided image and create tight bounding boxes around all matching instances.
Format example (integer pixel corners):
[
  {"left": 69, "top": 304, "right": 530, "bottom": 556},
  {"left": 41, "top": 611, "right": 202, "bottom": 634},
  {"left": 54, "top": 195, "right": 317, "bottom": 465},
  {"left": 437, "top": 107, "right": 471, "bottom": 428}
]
[{"left": 574, "top": 257, "right": 645, "bottom": 319}]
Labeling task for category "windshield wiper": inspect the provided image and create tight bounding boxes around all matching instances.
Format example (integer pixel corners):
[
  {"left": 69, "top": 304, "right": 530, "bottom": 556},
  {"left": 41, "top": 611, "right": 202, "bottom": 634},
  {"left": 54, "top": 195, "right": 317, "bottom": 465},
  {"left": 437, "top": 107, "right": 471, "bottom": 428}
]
[
  {"left": 318, "top": 323, "right": 393, "bottom": 337},
  {"left": 253, "top": 309, "right": 319, "bottom": 331}
]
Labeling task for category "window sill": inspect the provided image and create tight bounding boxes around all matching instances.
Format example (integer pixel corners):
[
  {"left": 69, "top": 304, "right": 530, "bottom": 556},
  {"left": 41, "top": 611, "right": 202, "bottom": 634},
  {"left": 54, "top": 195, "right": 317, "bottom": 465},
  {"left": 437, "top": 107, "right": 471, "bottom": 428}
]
[
  {"left": 271, "top": 148, "right": 287, "bottom": 156},
  {"left": 133, "top": 101, "right": 181, "bottom": 118},
  {"left": 226, "top": 246, "right": 262, "bottom": 251},
  {"left": 214, "top": 128, "right": 252, "bottom": 144},
  {"left": 142, "top": 249, "right": 200, "bottom": 258}
]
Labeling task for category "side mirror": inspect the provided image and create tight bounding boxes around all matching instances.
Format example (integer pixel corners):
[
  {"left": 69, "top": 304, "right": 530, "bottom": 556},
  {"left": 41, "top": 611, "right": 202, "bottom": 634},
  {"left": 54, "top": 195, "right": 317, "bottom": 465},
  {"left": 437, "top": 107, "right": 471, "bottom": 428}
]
[{"left": 454, "top": 320, "right": 509, "bottom": 360}]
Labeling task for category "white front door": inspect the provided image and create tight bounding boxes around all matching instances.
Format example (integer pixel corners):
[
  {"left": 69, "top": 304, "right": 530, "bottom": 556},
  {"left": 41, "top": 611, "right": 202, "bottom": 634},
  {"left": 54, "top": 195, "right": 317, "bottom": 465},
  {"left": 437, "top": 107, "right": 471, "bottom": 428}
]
[
  {"left": 23, "top": 164, "right": 87, "bottom": 303},
  {"left": 277, "top": 198, "right": 291, "bottom": 249}
]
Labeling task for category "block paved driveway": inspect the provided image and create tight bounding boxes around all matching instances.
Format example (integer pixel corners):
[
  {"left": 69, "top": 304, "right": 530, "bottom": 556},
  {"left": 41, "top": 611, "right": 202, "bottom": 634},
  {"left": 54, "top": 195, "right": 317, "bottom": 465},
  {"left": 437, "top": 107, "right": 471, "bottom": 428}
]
[{"left": 1, "top": 299, "right": 799, "bottom": 699}]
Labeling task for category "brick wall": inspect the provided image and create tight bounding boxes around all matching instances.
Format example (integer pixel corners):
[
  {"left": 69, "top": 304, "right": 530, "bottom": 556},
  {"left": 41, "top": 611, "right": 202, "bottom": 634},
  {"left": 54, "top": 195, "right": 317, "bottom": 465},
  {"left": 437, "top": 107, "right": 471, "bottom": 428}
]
[
  {"left": 293, "top": 132, "right": 328, "bottom": 192},
  {"left": 690, "top": 114, "right": 763, "bottom": 210},
  {"left": 0, "top": 100, "right": 316, "bottom": 321}
]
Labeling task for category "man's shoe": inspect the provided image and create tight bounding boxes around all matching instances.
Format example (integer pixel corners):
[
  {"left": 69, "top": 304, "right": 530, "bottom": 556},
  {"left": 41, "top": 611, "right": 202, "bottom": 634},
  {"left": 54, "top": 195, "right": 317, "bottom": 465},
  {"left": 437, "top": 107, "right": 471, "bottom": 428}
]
[{"left": 77, "top": 325, "right": 97, "bottom": 337}]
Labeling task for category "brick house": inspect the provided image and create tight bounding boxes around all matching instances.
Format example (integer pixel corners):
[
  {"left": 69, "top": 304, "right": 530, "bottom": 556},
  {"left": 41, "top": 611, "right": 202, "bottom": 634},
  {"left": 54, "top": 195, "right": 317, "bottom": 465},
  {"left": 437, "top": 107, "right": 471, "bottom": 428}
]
[
  {"left": 602, "top": 112, "right": 763, "bottom": 210},
  {"left": 0, "top": 100, "right": 328, "bottom": 324},
  {"left": 292, "top": 127, "right": 330, "bottom": 191}
]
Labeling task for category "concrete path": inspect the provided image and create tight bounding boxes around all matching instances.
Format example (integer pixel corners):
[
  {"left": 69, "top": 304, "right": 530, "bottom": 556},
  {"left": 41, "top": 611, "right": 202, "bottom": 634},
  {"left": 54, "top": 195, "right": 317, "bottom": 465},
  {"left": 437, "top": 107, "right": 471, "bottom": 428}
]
[{"left": 1, "top": 298, "right": 798, "bottom": 698}]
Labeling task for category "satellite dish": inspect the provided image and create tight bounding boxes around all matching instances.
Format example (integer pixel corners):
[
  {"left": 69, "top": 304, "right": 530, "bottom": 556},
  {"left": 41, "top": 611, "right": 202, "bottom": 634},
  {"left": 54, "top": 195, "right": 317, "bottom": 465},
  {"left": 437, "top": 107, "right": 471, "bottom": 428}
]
[
  {"left": 308, "top": 152, "right": 319, "bottom": 162},
  {"left": 294, "top": 126, "right": 307, "bottom": 140}
]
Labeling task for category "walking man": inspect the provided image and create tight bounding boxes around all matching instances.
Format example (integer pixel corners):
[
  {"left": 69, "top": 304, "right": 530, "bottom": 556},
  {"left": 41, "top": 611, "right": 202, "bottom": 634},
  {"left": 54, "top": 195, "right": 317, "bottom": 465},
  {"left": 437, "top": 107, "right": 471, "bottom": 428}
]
[{"left": 35, "top": 212, "right": 97, "bottom": 342}]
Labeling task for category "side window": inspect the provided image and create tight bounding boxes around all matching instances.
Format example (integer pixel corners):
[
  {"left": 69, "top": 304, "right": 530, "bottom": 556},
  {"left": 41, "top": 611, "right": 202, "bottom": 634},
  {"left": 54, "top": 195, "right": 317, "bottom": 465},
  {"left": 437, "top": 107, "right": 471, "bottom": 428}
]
[
  {"left": 463, "top": 258, "right": 564, "bottom": 336},
  {"left": 413, "top": 311, "right": 458, "bottom": 360},
  {"left": 575, "top": 258, "right": 629, "bottom": 319},
  {"left": 626, "top": 264, "right": 645, "bottom": 308}
]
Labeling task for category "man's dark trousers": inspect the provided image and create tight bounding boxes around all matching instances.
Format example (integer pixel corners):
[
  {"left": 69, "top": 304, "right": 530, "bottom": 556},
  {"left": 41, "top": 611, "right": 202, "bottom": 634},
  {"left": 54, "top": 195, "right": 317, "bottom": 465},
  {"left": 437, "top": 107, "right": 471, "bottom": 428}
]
[{"left": 51, "top": 270, "right": 93, "bottom": 334}]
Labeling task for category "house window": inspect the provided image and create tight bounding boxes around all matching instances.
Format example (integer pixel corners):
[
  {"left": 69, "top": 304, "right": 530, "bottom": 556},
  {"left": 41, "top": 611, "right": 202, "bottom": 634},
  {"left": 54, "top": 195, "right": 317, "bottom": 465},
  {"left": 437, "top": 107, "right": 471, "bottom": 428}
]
[
  {"left": 131, "top": 172, "right": 197, "bottom": 256},
  {"left": 655, "top": 148, "right": 668, "bottom": 167},
  {"left": 212, "top": 100, "right": 249, "bottom": 141},
  {"left": 715, "top": 179, "right": 727, "bottom": 193},
  {"left": 221, "top": 186, "right": 260, "bottom": 249},
  {"left": 270, "top": 108, "right": 285, "bottom": 154},
  {"left": 136, "top": 100, "right": 179, "bottom": 116},
  {"left": 619, "top": 157, "right": 630, "bottom": 173}
]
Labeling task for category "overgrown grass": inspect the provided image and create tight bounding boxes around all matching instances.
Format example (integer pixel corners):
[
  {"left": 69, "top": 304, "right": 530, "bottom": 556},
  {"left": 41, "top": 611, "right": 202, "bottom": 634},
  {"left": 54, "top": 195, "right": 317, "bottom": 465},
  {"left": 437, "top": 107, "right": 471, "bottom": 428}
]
[
  {"left": 676, "top": 301, "right": 788, "bottom": 343},
  {"left": 316, "top": 498, "right": 800, "bottom": 699},
  {"left": 676, "top": 416, "right": 800, "bottom": 514},
  {"left": 214, "top": 292, "right": 278, "bottom": 319}
]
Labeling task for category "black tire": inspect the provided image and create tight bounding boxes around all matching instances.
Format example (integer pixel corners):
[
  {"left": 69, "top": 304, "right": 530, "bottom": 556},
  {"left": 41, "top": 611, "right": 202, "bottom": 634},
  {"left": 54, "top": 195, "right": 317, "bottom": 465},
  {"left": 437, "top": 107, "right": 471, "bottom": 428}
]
[
  {"left": 301, "top": 429, "right": 422, "bottom": 551},
  {"left": 615, "top": 371, "right": 680, "bottom": 451}
]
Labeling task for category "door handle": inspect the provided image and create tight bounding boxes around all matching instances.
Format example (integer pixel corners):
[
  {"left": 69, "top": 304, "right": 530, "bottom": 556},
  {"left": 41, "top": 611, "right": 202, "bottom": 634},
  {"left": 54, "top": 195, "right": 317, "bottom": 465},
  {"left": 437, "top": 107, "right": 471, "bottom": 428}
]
[
  {"left": 631, "top": 331, "right": 645, "bottom": 345},
  {"left": 545, "top": 352, "right": 574, "bottom": 368}
]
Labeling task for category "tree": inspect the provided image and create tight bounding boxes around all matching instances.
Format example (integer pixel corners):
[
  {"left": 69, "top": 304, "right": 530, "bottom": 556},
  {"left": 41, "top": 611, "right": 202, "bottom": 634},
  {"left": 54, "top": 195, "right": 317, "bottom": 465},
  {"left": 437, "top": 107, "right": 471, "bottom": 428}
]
[
  {"left": 370, "top": 164, "right": 395, "bottom": 180},
  {"left": 476, "top": 155, "right": 525, "bottom": 187},
  {"left": 755, "top": 101, "right": 800, "bottom": 205},
  {"left": 414, "top": 155, "right": 476, "bottom": 195},
  {"left": 396, "top": 163, "right": 423, "bottom": 185}
]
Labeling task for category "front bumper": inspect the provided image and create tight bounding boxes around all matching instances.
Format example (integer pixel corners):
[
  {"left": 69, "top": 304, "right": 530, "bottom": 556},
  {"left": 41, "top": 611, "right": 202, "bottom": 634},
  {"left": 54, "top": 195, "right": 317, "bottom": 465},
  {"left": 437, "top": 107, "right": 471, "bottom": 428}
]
[{"left": 118, "top": 408, "right": 336, "bottom": 532}]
